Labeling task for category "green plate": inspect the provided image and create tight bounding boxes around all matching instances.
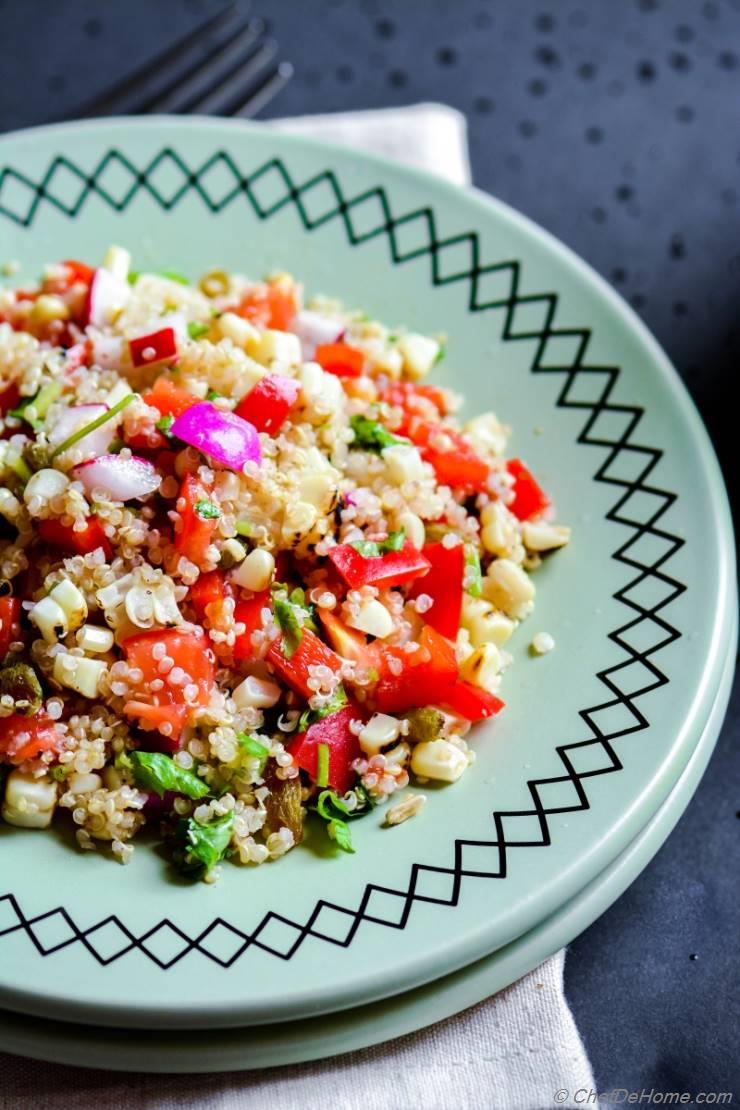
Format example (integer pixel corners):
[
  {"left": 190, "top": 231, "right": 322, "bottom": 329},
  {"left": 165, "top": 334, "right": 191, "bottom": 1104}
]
[
  {"left": 0, "top": 118, "right": 734, "bottom": 1030},
  {"left": 1, "top": 609, "right": 734, "bottom": 1072}
]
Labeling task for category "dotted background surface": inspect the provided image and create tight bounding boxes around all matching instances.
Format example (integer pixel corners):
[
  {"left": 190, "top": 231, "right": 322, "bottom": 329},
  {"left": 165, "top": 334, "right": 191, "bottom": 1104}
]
[{"left": 0, "top": 0, "right": 738, "bottom": 1096}]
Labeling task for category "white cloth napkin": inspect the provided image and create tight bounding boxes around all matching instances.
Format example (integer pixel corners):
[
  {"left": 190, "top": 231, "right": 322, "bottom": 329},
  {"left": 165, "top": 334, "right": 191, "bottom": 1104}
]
[{"left": 0, "top": 103, "right": 595, "bottom": 1110}]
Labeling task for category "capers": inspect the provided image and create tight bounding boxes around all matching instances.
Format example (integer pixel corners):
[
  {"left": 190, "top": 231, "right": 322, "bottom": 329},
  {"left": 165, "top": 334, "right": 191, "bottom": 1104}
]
[
  {"left": 262, "top": 763, "right": 304, "bottom": 844},
  {"left": 0, "top": 662, "right": 43, "bottom": 716},
  {"left": 401, "top": 707, "right": 445, "bottom": 745}
]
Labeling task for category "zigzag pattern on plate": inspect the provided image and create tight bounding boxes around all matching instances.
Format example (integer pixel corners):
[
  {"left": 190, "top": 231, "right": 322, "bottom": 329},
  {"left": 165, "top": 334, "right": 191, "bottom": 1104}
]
[{"left": 0, "top": 148, "right": 684, "bottom": 967}]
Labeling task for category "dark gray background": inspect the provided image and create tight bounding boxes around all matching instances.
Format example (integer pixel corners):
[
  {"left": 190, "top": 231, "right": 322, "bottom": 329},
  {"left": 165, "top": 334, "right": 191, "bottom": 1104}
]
[{"left": 0, "top": 0, "right": 738, "bottom": 1100}]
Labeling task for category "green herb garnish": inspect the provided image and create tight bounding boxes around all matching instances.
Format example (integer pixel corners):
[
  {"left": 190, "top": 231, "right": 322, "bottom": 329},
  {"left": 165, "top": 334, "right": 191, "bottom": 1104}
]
[
  {"left": 172, "top": 812, "right": 234, "bottom": 879},
  {"left": 50, "top": 393, "right": 135, "bottom": 460},
  {"left": 349, "top": 529, "right": 405, "bottom": 559},
  {"left": 129, "top": 751, "right": 210, "bottom": 800},
  {"left": 297, "top": 685, "right": 348, "bottom": 733},
  {"left": 49, "top": 765, "right": 70, "bottom": 783},
  {"left": 235, "top": 520, "right": 253, "bottom": 537},
  {"left": 464, "top": 544, "right": 483, "bottom": 598},
  {"left": 237, "top": 734, "right": 270, "bottom": 773},
  {"left": 9, "top": 380, "right": 63, "bottom": 430},
  {"left": 188, "top": 321, "right": 210, "bottom": 340},
  {"left": 159, "top": 270, "right": 189, "bottom": 285},
  {"left": 273, "top": 596, "right": 304, "bottom": 658},
  {"left": 312, "top": 786, "right": 375, "bottom": 853},
  {"left": 195, "top": 499, "right": 221, "bottom": 520},
  {"left": 156, "top": 414, "right": 175, "bottom": 435},
  {"left": 349, "top": 414, "right": 410, "bottom": 454},
  {"left": 205, "top": 388, "right": 221, "bottom": 400}
]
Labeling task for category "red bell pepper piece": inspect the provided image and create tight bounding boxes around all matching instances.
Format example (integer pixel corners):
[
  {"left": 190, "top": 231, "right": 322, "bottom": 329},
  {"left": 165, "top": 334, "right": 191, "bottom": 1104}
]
[
  {"left": 314, "top": 342, "right": 365, "bottom": 378},
  {"left": 506, "top": 459, "right": 550, "bottom": 521},
  {"left": 408, "top": 542, "right": 464, "bottom": 639},
  {"left": 443, "top": 680, "right": 505, "bottom": 722},
  {"left": 122, "top": 627, "right": 215, "bottom": 747},
  {"left": 37, "top": 517, "right": 113, "bottom": 560},
  {"left": 266, "top": 628, "right": 343, "bottom": 699},
  {"left": 328, "top": 540, "right": 431, "bottom": 590},
  {"left": 0, "top": 596, "right": 22, "bottom": 659},
  {"left": 234, "top": 373, "right": 301, "bottom": 434},
  {"left": 129, "top": 327, "right": 179, "bottom": 370},
  {"left": 189, "top": 569, "right": 230, "bottom": 625},
  {"left": 0, "top": 713, "right": 63, "bottom": 766},
  {"left": 235, "top": 281, "right": 298, "bottom": 330},
  {"left": 141, "top": 375, "right": 197, "bottom": 418},
  {"left": 174, "top": 475, "right": 218, "bottom": 571},
  {"left": 233, "top": 589, "right": 271, "bottom": 662},
  {"left": 319, "top": 609, "right": 381, "bottom": 671},
  {"left": 403, "top": 416, "right": 490, "bottom": 493},
  {"left": 288, "top": 705, "right": 363, "bottom": 795},
  {"left": 376, "top": 625, "right": 458, "bottom": 713},
  {"left": 381, "top": 381, "right": 448, "bottom": 417},
  {"left": 62, "top": 259, "right": 95, "bottom": 287}
]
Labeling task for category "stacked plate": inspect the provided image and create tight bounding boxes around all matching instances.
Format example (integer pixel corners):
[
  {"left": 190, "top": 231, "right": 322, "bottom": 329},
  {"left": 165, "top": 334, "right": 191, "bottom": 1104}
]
[{"left": 0, "top": 119, "right": 735, "bottom": 1072}]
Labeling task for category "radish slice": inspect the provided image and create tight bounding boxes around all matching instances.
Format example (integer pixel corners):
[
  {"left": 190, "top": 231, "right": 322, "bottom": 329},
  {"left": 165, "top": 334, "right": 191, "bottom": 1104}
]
[
  {"left": 82, "top": 268, "right": 130, "bottom": 328},
  {"left": 129, "top": 327, "right": 178, "bottom": 369},
  {"left": 90, "top": 334, "right": 125, "bottom": 371},
  {"left": 170, "top": 401, "right": 261, "bottom": 472},
  {"left": 290, "top": 310, "right": 345, "bottom": 359},
  {"left": 73, "top": 455, "right": 161, "bottom": 501},
  {"left": 47, "top": 404, "right": 113, "bottom": 461}
]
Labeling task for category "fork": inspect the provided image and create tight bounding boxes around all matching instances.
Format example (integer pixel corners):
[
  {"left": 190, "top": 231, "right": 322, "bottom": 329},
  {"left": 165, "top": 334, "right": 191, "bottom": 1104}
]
[{"left": 72, "top": 5, "right": 293, "bottom": 121}]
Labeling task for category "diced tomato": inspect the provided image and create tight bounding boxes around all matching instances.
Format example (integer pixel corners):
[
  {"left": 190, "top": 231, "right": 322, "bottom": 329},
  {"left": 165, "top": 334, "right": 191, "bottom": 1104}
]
[
  {"left": 506, "top": 459, "right": 550, "bottom": 521},
  {"left": 0, "top": 597, "right": 22, "bottom": 659},
  {"left": 141, "top": 375, "right": 197, "bottom": 418},
  {"left": 0, "top": 713, "right": 63, "bottom": 766},
  {"left": 174, "top": 475, "right": 218, "bottom": 571},
  {"left": 266, "top": 628, "right": 343, "bottom": 699},
  {"left": 314, "top": 342, "right": 365, "bottom": 379},
  {"left": 408, "top": 542, "right": 464, "bottom": 639},
  {"left": 288, "top": 705, "right": 363, "bottom": 795},
  {"left": 233, "top": 589, "right": 271, "bottom": 662},
  {"left": 0, "top": 382, "right": 21, "bottom": 416},
  {"left": 403, "top": 416, "right": 490, "bottom": 493},
  {"left": 189, "top": 570, "right": 230, "bottom": 625},
  {"left": 376, "top": 625, "right": 458, "bottom": 714},
  {"left": 235, "top": 281, "right": 298, "bottom": 331},
  {"left": 234, "top": 373, "right": 301, "bottom": 434},
  {"left": 37, "top": 517, "right": 113, "bottom": 560},
  {"left": 62, "top": 259, "right": 94, "bottom": 287},
  {"left": 381, "top": 381, "right": 448, "bottom": 417},
  {"left": 443, "top": 680, "right": 505, "bottom": 722},
  {"left": 328, "top": 540, "right": 430, "bottom": 591},
  {"left": 319, "top": 609, "right": 381, "bottom": 671},
  {"left": 122, "top": 627, "right": 215, "bottom": 746},
  {"left": 129, "top": 327, "right": 179, "bottom": 371}
]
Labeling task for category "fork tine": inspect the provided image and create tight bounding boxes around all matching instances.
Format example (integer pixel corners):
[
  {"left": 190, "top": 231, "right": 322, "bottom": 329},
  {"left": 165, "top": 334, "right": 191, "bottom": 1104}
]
[
  {"left": 231, "top": 61, "right": 295, "bottom": 119},
  {"left": 189, "top": 39, "right": 278, "bottom": 114},
  {"left": 147, "top": 19, "right": 266, "bottom": 114},
  {"left": 79, "top": 5, "right": 242, "bottom": 117}
]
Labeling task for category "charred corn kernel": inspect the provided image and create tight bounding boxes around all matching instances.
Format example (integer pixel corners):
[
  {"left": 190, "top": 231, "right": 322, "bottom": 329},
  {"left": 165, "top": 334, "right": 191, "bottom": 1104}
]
[
  {"left": 49, "top": 578, "right": 87, "bottom": 630},
  {"left": 359, "top": 713, "right": 401, "bottom": 755},
  {"left": 461, "top": 594, "right": 516, "bottom": 648},
  {"left": 347, "top": 598, "right": 394, "bottom": 639},
  {"left": 463, "top": 412, "right": 509, "bottom": 457},
  {"left": 374, "top": 345, "right": 403, "bottom": 379},
  {"left": 456, "top": 627, "right": 475, "bottom": 664},
  {"left": 397, "top": 333, "right": 440, "bottom": 380},
  {"left": 521, "top": 521, "right": 571, "bottom": 552},
  {"left": 484, "top": 559, "right": 535, "bottom": 620},
  {"left": 411, "top": 740, "right": 468, "bottom": 783},
  {"left": 75, "top": 625, "right": 114, "bottom": 654},
  {"left": 398, "top": 510, "right": 425, "bottom": 549},
  {"left": 299, "top": 472, "right": 336, "bottom": 512},
  {"left": 102, "top": 244, "right": 131, "bottom": 282},
  {"left": 30, "top": 294, "right": 70, "bottom": 324},
  {"left": 385, "top": 792, "right": 426, "bottom": 826},
  {"left": 382, "top": 443, "right": 426, "bottom": 484},
  {"left": 53, "top": 653, "right": 107, "bottom": 699},
  {"left": 460, "top": 643, "right": 502, "bottom": 695},
  {"left": 231, "top": 548, "right": 275, "bottom": 592},
  {"left": 216, "top": 311, "right": 261, "bottom": 350},
  {"left": 1, "top": 770, "right": 58, "bottom": 829},
  {"left": 23, "top": 468, "right": 69, "bottom": 506},
  {"left": 220, "top": 537, "right": 247, "bottom": 568},
  {"left": 281, "top": 501, "right": 317, "bottom": 543},
  {"left": 67, "top": 772, "right": 103, "bottom": 795},
  {"left": 251, "top": 328, "right": 301, "bottom": 367},
  {"left": 480, "top": 501, "right": 519, "bottom": 558},
  {"left": 29, "top": 595, "right": 68, "bottom": 643},
  {"left": 232, "top": 674, "right": 281, "bottom": 710}
]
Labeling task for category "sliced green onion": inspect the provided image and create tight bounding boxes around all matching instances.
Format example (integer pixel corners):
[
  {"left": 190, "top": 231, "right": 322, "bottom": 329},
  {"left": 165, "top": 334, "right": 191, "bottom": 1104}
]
[
  {"left": 316, "top": 743, "right": 330, "bottom": 788},
  {"left": 235, "top": 520, "right": 253, "bottom": 537},
  {"left": 464, "top": 544, "right": 483, "bottom": 598},
  {"left": 51, "top": 393, "right": 135, "bottom": 460},
  {"left": 33, "top": 379, "right": 63, "bottom": 420},
  {"left": 188, "top": 322, "right": 210, "bottom": 340}
]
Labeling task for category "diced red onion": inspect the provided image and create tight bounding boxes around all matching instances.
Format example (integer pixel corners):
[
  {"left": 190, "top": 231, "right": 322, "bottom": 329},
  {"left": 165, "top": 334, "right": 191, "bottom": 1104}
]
[
  {"left": 170, "top": 401, "right": 261, "bottom": 472},
  {"left": 47, "top": 404, "right": 112, "bottom": 461},
  {"left": 83, "top": 268, "right": 130, "bottom": 328},
  {"left": 73, "top": 455, "right": 161, "bottom": 501},
  {"left": 290, "top": 309, "right": 345, "bottom": 359}
]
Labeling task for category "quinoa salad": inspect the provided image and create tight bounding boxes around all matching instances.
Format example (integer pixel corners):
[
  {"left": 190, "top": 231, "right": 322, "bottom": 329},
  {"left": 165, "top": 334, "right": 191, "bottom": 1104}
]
[{"left": 0, "top": 248, "right": 570, "bottom": 881}]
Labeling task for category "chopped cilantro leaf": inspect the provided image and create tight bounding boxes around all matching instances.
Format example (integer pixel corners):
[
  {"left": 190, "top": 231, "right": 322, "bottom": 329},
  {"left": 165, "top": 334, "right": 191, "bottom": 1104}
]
[
  {"left": 297, "top": 685, "right": 348, "bottom": 733},
  {"left": 235, "top": 520, "right": 253, "bottom": 537},
  {"left": 195, "top": 499, "right": 221, "bottom": 520},
  {"left": 205, "top": 388, "right": 221, "bottom": 400},
  {"left": 188, "top": 321, "right": 210, "bottom": 340},
  {"left": 273, "top": 597, "right": 303, "bottom": 658},
  {"left": 327, "top": 819, "right": 354, "bottom": 852},
  {"left": 156, "top": 414, "right": 175, "bottom": 435},
  {"left": 172, "top": 812, "right": 234, "bottom": 879},
  {"left": 349, "top": 529, "right": 405, "bottom": 559},
  {"left": 349, "top": 414, "right": 409, "bottom": 453},
  {"left": 237, "top": 734, "right": 270, "bottom": 772},
  {"left": 130, "top": 750, "right": 209, "bottom": 800}
]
